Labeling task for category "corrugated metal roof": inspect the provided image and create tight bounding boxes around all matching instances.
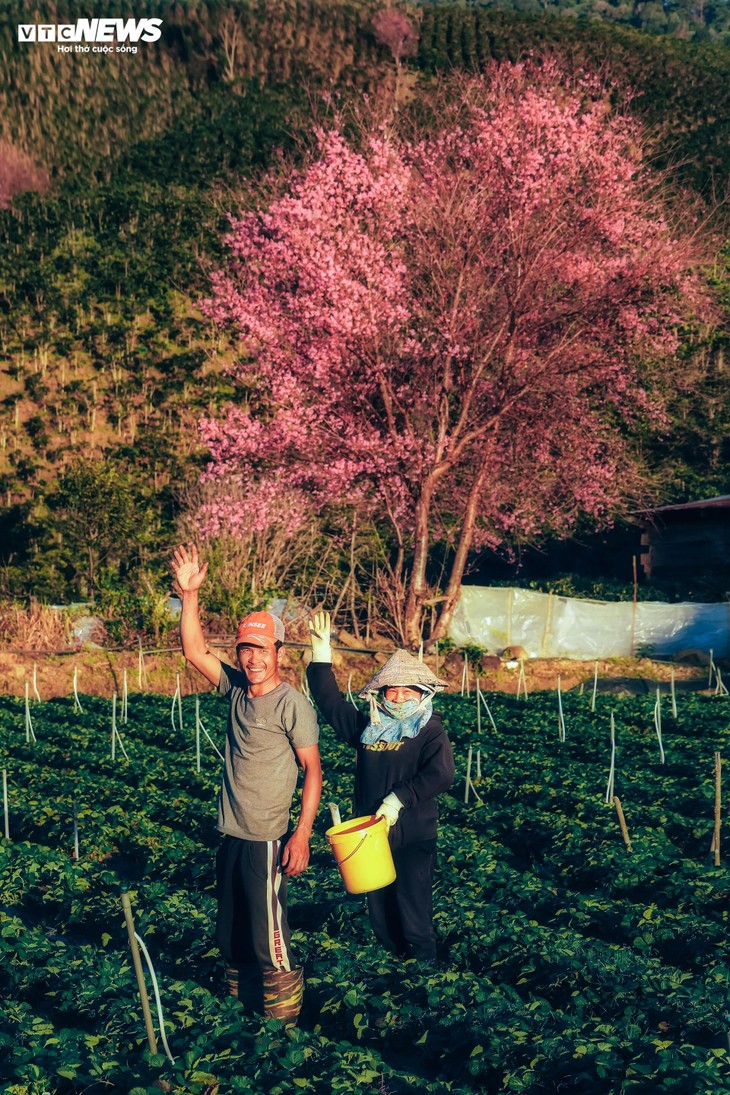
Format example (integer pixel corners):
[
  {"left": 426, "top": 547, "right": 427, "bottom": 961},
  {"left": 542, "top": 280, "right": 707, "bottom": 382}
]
[{"left": 642, "top": 494, "right": 730, "bottom": 515}]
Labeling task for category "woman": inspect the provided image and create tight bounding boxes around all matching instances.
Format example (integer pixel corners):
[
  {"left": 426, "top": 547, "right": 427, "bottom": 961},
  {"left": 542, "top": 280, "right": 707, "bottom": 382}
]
[{"left": 307, "top": 612, "right": 455, "bottom": 964}]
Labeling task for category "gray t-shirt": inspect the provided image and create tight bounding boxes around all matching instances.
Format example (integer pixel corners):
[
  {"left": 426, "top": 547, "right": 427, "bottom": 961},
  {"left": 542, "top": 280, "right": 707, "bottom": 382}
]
[{"left": 217, "top": 662, "right": 319, "bottom": 841}]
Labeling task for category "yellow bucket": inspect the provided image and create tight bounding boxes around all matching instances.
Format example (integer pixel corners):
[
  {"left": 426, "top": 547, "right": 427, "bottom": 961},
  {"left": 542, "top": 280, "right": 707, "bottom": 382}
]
[{"left": 325, "top": 815, "right": 396, "bottom": 894}]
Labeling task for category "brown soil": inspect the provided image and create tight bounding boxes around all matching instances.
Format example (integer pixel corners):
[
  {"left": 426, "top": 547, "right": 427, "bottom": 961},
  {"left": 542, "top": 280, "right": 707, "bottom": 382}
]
[{"left": 0, "top": 643, "right": 712, "bottom": 701}]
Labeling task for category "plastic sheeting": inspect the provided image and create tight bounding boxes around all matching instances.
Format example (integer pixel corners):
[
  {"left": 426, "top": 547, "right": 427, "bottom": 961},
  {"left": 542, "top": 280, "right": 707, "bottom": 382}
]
[{"left": 448, "top": 586, "right": 730, "bottom": 660}]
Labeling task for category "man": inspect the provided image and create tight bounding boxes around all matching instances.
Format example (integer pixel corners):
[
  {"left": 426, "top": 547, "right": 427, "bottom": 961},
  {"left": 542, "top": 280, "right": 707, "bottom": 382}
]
[{"left": 171, "top": 543, "right": 321, "bottom": 1026}]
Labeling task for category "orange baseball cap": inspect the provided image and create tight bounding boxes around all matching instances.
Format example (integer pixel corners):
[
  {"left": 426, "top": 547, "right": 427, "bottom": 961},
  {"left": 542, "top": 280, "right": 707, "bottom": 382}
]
[{"left": 235, "top": 611, "right": 285, "bottom": 649}]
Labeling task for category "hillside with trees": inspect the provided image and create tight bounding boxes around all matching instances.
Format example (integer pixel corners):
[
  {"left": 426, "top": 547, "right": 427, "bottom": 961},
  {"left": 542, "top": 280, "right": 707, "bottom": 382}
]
[{"left": 0, "top": 0, "right": 728, "bottom": 642}]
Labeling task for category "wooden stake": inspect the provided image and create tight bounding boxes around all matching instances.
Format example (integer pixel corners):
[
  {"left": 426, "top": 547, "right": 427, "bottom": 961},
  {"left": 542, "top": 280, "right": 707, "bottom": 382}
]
[
  {"left": 177, "top": 673, "right": 183, "bottom": 732},
  {"left": 613, "top": 796, "right": 632, "bottom": 851},
  {"left": 605, "top": 712, "right": 616, "bottom": 804},
  {"left": 122, "top": 669, "right": 128, "bottom": 724},
  {"left": 464, "top": 745, "right": 472, "bottom": 804},
  {"left": 714, "top": 752, "right": 721, "bottom": 868},
  {"left": 2, "top": 768, "right": 8, "bottom": 840},
  {"left": 72, "top": 790, "right": 79, "bottom": 859},
  {"left": 24, "top": 683, "right": 37, "bottom": 744},
  {"left": 591, "top": 661, "right": 598, "bottom": 712},
  {"left": 195, "top": 697, "right": 201, "bottom": 774},
  {"left": 121, "top": 890, "right": 158, "bottom": 1054},
  {"left": 478, "top": 687, "right": 497, "bottom": 732},
  {"left": 654, "top": 688, "right": 665, "bottom": 764},
  {"left": 73, "top": 666, "right": 84, "bottom": 714}
]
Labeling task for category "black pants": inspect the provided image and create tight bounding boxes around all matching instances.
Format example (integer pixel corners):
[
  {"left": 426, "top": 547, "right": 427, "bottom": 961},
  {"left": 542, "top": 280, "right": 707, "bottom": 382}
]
[
  {"left": 366, "top": 839, "right": 437, "bottom": 962},
  {"left": 215, "top": 834, "right": 294, "bottom": 973}
]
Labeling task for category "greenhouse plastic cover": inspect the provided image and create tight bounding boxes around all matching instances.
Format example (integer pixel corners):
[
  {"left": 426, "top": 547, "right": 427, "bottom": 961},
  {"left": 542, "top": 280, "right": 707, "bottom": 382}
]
[{"left": 448, "top": 586, "right": 730, "bottom": 660}]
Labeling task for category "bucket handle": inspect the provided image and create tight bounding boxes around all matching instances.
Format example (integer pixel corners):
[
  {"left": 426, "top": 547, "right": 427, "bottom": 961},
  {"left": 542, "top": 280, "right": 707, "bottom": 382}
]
[{"left": 335, "top": 832, "right": 368, "bottom": 866}]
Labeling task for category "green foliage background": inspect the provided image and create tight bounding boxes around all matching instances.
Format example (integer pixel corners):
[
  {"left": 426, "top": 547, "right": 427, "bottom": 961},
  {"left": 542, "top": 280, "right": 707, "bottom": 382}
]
[{"left": 0, "top": 0, "right": 728, "bottom": 633}]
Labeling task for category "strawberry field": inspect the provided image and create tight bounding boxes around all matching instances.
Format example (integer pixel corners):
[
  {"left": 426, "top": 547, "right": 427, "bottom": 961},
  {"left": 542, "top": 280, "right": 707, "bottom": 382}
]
[{"left": 2, "top": 683, "right": 730, "bottom": 1094}]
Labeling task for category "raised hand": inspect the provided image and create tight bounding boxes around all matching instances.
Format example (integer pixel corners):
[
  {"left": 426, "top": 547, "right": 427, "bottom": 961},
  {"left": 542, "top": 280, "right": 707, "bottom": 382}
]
[
  {"left": 171, "top": 543, "right": 209, "bottom": 593},
  {"left": 308, "top": 610, "right": 332, "bottom": 663}
]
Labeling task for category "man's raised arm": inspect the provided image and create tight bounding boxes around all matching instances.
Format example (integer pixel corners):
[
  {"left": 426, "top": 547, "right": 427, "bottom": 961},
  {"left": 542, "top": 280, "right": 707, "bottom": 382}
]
[{"left": 171, "top": 543, "right": 221, "bottom": 688}]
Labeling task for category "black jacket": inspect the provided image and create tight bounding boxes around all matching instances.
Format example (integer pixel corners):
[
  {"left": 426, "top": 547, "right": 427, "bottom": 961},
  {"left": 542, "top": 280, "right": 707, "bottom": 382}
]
[{"left": 307, "top": 662, "right": 455, "bottom": 850}]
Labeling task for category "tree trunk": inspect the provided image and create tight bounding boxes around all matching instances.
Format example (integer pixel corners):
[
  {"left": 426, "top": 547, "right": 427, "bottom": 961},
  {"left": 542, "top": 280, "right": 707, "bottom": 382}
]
[
  {"left": 430, "top": 460, "right": 489, "bottom": 644},
  {"left": 402, "top": 479, "right": 435, "bottom": 647}
]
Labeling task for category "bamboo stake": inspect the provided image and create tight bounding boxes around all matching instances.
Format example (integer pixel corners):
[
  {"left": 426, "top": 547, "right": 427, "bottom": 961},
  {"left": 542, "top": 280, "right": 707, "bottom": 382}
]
[
  {"left": 176, "top": 674, "right": 183, "bottom": 732},
  {"left": 478, "top": 687, "right": 497, "bottom": 732},
  {"left": 121, "top": 889, "right": 158, "bottom": 1054},
  {"left": 476, "top": 677, "right": 482, "bottom": 736},
  {"left": 2, "top": 768, "right": 8, "bottom": 839},
  {"left": 195, "top": 697, "right": 201, "bottom": 774},
  {"left": 197, "top": 707, "right": 224, "bottom": 762},
  {"left": 557, "top": 675, "right": 566, "bottom": 742},
  {"left": 591, "top": 661, "right": 598, "bottom": 712},
  {"left": 122, "top": 669, "right": 128, "bottom": 724},
  {"left": 32, "top": 663, "right": 41, "bottom": 703},
  {"left": 112, "top": 694, "right": 130, "bottom": 762},
  {"left": 73, "top": 666, "right": 84, "bottom": 714},
  {"left": 72, "top": 790, "right": 79, "bottom": 860},
  {"left": 654, "top": 688, "right": 665, "bottom": 764},
  {"left": 347, "top": 672, "right": 357, "bottom": 707},
  {"left": 476, "top": 749, "right": 481, "bottom": 781},
  {"left": 670, "top": 669, "right": 677, "bottom": 718},
  {"left": 24, "top": 683, "right": 37, "bottom": 744},
  {"left": 613, "top": 796, "right": 632, "bottom": 851},
  {"left": 605, "top": 712, "right": 616, "bottom": 804},
  {"left": 461, "top": 656, "right": 469, "bottom": 697},
  {"left": 714, "top": 752, "right": 721, "bottom": 868},
  {"left": 464, "top": 745, "right": 472, "bottom": 804},
  {"left": 138, "top": 639, "right": 147, "bottom": 690},
  {"left": 716, "top": 668, "right": 729, "bottom": 697},
  {"left": 517, "top": 659, "right": 528, "bottom": 700},
  {"left": 170, "top": 676, "right": 181, "bottom": 733},
  {"left": 708, "top": 649, "right": 715, "bottom": 689}
]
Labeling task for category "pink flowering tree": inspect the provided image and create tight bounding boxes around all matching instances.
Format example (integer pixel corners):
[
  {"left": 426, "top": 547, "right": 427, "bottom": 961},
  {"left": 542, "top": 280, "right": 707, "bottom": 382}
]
[
  {"left": 0, "top": 142, "right": 49, "bottom": 207},
  {"left": 200, "top": 61, "right": 710, "bottom": 645}
]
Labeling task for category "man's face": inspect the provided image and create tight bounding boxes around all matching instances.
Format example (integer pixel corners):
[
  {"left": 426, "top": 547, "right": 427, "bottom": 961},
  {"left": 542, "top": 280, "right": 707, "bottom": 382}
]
[{"left": 236, "top": 642, "right": 280, "bottom": 689}]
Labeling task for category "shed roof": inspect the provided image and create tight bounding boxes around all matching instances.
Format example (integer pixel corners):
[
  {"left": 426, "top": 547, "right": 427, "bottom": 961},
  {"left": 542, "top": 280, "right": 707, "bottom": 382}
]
[{"left": 640, "top": 494, "right": 730, "bottom": 516}]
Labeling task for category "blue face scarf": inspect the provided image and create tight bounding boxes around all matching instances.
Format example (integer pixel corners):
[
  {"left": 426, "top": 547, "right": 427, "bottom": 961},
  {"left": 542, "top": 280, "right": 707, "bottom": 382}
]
[{"left": 360, "top": 690, "right": 434, "bottom": 745}]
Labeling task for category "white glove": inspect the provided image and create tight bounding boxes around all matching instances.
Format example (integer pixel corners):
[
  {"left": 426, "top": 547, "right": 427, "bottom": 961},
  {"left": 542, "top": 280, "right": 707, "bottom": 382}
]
[
  {"left": 376, "top": 791, "right": 403, "bottom": 831},
  {"left": 308, "top": 611, "right": 332, "bottom": 663}
]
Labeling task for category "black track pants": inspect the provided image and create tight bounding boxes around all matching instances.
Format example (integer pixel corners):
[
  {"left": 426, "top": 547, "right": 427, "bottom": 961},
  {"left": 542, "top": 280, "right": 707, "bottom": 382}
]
[
  {"left": 215, "top": 834, "right": 294, "bottom": 973},
  {"left": 366, "top": 839, "right": 437, "bottom": 962}
]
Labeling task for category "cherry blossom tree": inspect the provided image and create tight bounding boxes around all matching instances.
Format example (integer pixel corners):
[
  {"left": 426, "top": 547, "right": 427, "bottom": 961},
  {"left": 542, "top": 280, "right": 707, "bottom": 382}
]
[
  {"left": 0, "top": 142, "right": 49, "bottom": 207},
  {"left": 200, "top": 61, "right": 711, "bottom": 645}
]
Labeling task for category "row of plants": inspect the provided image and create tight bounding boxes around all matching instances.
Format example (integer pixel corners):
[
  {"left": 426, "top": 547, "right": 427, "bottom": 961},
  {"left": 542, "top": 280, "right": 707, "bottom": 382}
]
[{"left": 2, "top": 685, "right": 730, "bottom": 1091}]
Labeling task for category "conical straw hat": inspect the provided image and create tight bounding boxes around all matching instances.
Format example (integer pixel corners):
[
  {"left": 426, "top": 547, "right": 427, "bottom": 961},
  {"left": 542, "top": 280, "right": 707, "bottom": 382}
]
[{"left": 359, "top": 649, "right": 447, "bottom": 699}]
